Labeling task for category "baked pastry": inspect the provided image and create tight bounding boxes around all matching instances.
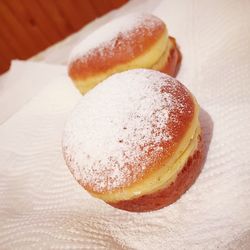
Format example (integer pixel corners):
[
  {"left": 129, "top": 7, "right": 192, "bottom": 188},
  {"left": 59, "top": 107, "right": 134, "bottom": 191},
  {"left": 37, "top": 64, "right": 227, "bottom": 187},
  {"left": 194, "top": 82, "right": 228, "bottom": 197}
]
[
  {"left": 62, "top": 69, "right": 203, "bottom": 212},
  {"left": 68, "top": 13, "right": 181, "bottom": 94}
]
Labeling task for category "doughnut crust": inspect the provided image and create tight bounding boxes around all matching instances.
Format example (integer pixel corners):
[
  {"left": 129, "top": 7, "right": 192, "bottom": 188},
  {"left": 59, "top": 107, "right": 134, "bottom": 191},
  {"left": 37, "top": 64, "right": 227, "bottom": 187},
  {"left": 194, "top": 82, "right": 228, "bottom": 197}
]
[
  {"left": 62, "top": 69, "right": 202, "bottom": 212},
  {"left": 68, "top": 13, "right": 181, "bottom": 94},
  {"left": 156, "top": 37, "right": 181, "bottom": 77},
  {"left": 109, "top": 134, "right": 203, "bottom": 212}
]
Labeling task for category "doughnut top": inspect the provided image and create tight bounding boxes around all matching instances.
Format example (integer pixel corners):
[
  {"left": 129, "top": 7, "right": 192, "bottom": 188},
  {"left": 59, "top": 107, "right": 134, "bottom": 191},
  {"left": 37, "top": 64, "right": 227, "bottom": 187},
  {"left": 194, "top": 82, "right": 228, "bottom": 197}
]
[
  {"left": 68, "top": 13, "right": 166, "bottom": 79},
  {"left": 63, "top": 69, "right": 195, "bottom": 193}
]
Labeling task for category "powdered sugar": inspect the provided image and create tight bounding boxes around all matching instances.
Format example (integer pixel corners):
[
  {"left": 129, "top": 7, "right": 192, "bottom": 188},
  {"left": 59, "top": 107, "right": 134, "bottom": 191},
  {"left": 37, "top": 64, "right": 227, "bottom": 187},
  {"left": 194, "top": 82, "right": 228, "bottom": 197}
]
[
  {"left": 63, "top": 69, "right": 190, "bottom": 192},
  {"left": 68, "top": 13, "right": 163, "bottom": 64}
]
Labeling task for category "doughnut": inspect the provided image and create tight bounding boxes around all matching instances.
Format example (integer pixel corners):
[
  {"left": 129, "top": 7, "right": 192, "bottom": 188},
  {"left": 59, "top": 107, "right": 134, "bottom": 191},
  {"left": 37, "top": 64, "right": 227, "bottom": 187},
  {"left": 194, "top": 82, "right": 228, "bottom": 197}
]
[
  {"left": 68, "top": 13, "right": 181, "bottom": 94},
  {"left": 62, "top": 69, "right": 203, "bottom": 212}
]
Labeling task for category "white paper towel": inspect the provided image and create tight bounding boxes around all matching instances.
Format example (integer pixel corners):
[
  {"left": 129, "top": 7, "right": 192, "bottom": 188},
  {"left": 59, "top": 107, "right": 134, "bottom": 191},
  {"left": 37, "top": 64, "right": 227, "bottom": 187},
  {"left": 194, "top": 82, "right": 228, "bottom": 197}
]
[
  {"left": 1, "top": 0, "right": 250, "bottom": 249},
  {"left": 0, "top": 61, "right": 67, "bottom": 125}
]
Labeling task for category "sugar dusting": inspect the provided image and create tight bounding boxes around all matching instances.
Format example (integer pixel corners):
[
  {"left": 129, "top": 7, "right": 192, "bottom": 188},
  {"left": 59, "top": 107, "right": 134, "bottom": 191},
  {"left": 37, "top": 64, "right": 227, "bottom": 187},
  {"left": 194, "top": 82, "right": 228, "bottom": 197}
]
[
  {"left": 68, "top": 13, "right": 163, "bottom": 64},
  {"left": 63, "top": 69, "right": 190, "bottom": 192}
]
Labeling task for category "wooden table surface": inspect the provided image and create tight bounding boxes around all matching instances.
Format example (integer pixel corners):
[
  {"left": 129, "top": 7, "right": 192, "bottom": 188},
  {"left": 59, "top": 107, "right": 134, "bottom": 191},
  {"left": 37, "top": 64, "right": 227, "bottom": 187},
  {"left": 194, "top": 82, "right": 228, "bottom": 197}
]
[{"left": 0, "top": 0, "right": 128, "bottom": 74}]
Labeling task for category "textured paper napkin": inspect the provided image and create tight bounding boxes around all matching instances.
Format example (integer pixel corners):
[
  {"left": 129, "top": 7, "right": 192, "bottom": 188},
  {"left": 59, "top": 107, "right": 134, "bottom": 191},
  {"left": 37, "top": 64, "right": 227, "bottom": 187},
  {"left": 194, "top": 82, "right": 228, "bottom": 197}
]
[
  {"left": 1, "top": 0, "right": 250, "bottom": 249},
  {"left": 0, "top": 61, "right": 67, "bottom": 125}
]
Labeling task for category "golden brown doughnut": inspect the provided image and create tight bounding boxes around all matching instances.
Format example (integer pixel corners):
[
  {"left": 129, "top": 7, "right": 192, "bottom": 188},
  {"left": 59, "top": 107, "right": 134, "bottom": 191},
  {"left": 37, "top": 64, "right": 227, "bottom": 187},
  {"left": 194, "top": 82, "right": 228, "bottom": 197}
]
[
  {"left": 68, "top": 13, "right": 181, "bottom": 94},
  {"left": 62, "top": 69, "right": 202, "bottom": 212},
  {"left": 109, "top": 135, "right": 203, "bottom": 212}
]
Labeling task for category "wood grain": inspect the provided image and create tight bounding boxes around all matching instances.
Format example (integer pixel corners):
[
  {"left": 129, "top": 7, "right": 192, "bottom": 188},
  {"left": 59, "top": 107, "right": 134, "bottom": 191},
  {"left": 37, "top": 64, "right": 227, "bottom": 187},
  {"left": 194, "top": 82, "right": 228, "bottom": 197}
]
[{"left": 0, "top": 0, "right": 128, "bottom": 75}]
